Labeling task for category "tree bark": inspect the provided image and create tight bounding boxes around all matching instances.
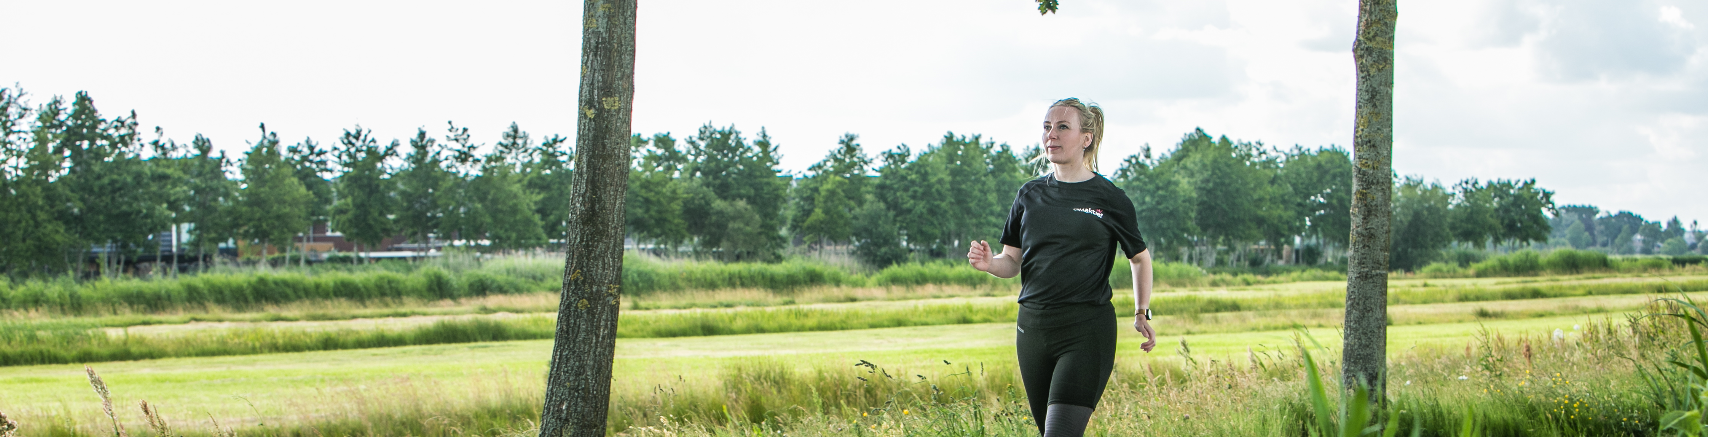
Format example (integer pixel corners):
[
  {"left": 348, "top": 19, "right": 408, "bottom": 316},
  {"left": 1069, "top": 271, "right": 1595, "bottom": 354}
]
[
  {"left": 538, "top": 0, "right": 636, "bottom": 436},
  {"left": 1344, "top": 0, "right": 1397, "bottom": 401}
]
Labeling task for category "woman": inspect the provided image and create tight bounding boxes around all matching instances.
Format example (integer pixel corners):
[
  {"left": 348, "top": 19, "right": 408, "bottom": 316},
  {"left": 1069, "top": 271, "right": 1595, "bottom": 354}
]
[{"left": 966, "top": 98, "right": 1156, "bottom": 437}]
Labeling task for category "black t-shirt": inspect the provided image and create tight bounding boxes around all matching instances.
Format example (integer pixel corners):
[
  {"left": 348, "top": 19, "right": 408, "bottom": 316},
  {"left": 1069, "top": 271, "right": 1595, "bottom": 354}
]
[{"left": 999, "top": 173, "right": 1147, "bottom": 307}]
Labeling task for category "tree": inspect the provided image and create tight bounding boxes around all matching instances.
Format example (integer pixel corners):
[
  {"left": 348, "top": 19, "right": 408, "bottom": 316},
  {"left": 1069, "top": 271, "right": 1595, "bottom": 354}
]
[
  {"left": 1114, "top": 147, "right": 1198, "bottom": 262},
  {"left": 395, "top": 128, "right": 453, "bottom": 251},
  {"left": 680, "top": 125, "right": 786, "bottom": 261},
  {"left": 538, "top": 0, "right": 636, "bottom": 435},
  {"left": 850, "top": 196, "right": 907, "bottom": 267},
  {"left": 58, "top": 92, "right": 175, "bottom": 277},
  {"left": 182, "top": 135, "right": 239, "bottom": 272},
  {"left": 801, "top": 175, "right": 855, "bottom": 245},
  {"left": 528, "top": 134, "right": 575, "bottom": 244},
  {"left": 441, "top": 122, "right": 484, "bottom": 245},
  {"left": 1489, "top": 178, "right": 1554, "bottom": 247},
  {"left": 1344, "top": 0, "right": 1398, "bottom": 407},
  {"left": 797, "top": 133, "right": 870, "bottom": 248},
  {"left": 625, "top": 133, "right": 687, "bottom": 251},
  {"left": 237, "top": 125, "right": 311, "bottom": 262},
  {"left": 1449, "top": 179, "right": 1499, "bottom": 248},
  {"left": 0, "top": 88, "right": 74, "bottom": 277},
  {"left": 1389, "top": 177, "right": 1452, "bottom": 271},
  {"left": 471, "top": 126, "right": 546, "bottom": 251},
  {"left": 330, "top": 125, "right": 397, "bottom": 261},
  {"left": 285, "top": 138, "right": 335, "bottom": 230},
  {"left": 1280, "top": 146, "right": 1353, "bottom": 257}
]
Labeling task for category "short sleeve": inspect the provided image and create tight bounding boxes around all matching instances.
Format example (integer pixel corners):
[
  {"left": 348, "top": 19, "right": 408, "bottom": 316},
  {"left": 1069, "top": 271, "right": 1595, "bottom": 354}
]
[
  {"left": 1111, "top": 192, "right": 1148, "bottom": 259},
  {"left": 999, "top": 188, "right": 1025, "bottom": 248}
]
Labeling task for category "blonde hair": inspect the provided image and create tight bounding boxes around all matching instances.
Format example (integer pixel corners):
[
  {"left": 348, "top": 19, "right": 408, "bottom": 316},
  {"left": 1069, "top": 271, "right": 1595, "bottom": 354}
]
[{"left": 1050, "top": 97, "right": 1104, "bottom": 173}]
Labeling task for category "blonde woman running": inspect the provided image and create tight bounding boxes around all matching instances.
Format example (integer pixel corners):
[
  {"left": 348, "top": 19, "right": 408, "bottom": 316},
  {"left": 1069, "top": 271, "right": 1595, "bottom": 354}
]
[{"left": 967, "top": 98, "right": 1157, "bottom": 437}]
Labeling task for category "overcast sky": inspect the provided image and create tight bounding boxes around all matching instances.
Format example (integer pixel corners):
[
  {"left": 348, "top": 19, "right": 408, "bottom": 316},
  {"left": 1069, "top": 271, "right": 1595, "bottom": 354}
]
[{"left": 3, "top": 0, "right": 1705, "bottom": 225}]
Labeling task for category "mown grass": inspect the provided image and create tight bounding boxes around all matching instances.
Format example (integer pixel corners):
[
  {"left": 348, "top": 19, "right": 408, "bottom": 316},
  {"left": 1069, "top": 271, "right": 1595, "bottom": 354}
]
[
  {"left": 9, "top": 302, "right": 1692, "bottom": 437},
  {"left": 0, "top": 274, "right": 1680, "bottom": 367}
]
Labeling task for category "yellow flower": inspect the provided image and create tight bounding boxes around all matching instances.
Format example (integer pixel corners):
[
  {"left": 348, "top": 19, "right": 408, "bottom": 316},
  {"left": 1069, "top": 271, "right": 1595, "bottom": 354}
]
[
  {"left": 903, "top": 409, "right": 910, "bottom": 415},
  {"left": 863, "top": 412, "right": 868, "bottom": 417}
]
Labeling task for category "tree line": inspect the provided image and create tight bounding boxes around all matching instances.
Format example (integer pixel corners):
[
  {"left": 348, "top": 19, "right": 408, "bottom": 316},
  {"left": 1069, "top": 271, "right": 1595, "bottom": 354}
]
[{"left": 1, "top": 85, "right": 1696, "bottom": 279}]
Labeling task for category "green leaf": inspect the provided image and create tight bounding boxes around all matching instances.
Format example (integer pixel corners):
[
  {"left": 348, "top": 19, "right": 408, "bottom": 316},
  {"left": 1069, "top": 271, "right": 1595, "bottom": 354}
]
[{"left": 1035, "top": 0, "right": 1059, "bottom": 15}]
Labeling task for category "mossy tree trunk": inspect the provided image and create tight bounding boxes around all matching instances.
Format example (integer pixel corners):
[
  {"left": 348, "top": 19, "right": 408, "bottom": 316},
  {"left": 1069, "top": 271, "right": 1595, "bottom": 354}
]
[
  {"left": 1344, "top": 0, "right": 1397, "bottom": 405},
  {"left": 538, "top": 1, "right": 636, "bottom": 436}
]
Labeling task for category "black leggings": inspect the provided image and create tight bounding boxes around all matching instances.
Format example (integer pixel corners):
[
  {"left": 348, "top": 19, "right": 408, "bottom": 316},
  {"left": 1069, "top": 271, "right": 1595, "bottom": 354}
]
[{"left": 1015, "top": 301, "right": 1117, "bottom": 433}]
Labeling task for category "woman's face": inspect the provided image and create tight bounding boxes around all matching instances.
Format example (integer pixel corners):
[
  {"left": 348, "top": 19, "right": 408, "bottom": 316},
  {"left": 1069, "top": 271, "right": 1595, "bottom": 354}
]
[{"left": 1041, "top": 106, "right": 1091, "bottom": 165}]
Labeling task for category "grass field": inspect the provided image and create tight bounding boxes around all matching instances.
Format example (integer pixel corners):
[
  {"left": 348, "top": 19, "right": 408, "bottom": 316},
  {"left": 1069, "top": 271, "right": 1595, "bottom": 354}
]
[{"left": 0, "top": 266, "right": 1701, "bottom": 436}]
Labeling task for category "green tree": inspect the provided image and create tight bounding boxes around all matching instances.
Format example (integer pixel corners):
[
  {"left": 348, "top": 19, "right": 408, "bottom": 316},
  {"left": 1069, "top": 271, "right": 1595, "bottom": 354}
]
[
  {"left": 57, "top": 92, "right": 175, "bottom": 277},
  {"left": 1389, "top": 177, "right": 1453, "bottom": 271},
  {"left": 625, "top": 133, "right": 687, "bottom": 251},
  {"left": 527, "top": 134, "right": 574, "bottom": 244},
  {"left": 1450, "top": 179, "right": 1500, "bottom": 248},
  {"left": 801, "top": 175, "right": 855, "bottom": 245},
  {"left": 237, "top": 125, "right": 311, "bottom": 262},
  {"left": 1280, "top": 146, "right": 1352, "bottom": 255},
  {"left": 285, "top": 137, "right": 335, "bottom": 233},
  {"left": 0, "top": 88, "right": 74, "bottom": 276},
  {"left": 395, "top": 128, "right": 453, "bottom": 251},
  {"left": 182, "top": 135, "right": 239, "bottom": 272},
  {"left": 329, "top": 125, "right": 396, "bottom": 261},
  {"left": 441, "top": 122, "right": 484, "bottom": 245},
  {"left": 797, "top": 133, "right": 870, "bottom": 248},
  {"left": 470, "top": 125, "right": 545, "bottom": 252},
  {"left": 681, "top": 125, "right": 786, "bottom": 261},
  {"left": 1168, "top": 130, "right": 1278, "bottom": 264},
  {"left": 1489, "top": 178, "right": 1554, "bottom": 247},
  {"left": 850, "top": 196, "right": 907, "bottom": 267},
  {"left": 1114, "top": 147, "right": 1198, "bottom": 262}
]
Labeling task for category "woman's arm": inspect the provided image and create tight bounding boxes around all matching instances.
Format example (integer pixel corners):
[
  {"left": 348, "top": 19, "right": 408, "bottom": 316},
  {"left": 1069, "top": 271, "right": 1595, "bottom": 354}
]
[
  {"left": 967, "top": 241, "right": 1023, "bottom": 279},
  {"left": 1130, "top": 249, "right": 1157, "bottom": 352}
]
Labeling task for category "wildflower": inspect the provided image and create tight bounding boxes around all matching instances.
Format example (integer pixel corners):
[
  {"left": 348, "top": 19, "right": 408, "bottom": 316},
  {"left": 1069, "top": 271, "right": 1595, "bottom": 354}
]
[
  {"left": 1458, "top": 375, "right": 1469, "bottom": 380},
  {"left": 903, "top": 409, "right": 909, "bottom": 415},
  {"left": 1405, "top": 380, "right": 1411, "bottom": 386},
  {"left": 1572, "top": 324, "right": 1580, "bottom": 330}
]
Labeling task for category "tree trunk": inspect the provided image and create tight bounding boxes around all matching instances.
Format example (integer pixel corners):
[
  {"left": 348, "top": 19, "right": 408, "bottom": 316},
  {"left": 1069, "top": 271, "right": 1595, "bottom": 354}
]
[
  {"left": 538, "top": 0, "right": 636, "bottom": 436},
  {"left": 1343, "top": 0, "right": 1397, "bottom": 405}
]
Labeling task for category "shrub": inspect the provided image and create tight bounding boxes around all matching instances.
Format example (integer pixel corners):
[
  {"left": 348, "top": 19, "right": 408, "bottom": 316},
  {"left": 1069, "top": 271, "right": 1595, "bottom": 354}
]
[
  {"left": 1540, "top": 249, "right": 1609, "bottom": 274},
  {"left": 1418, "top": 262, "right": 1469, "bottom": 278},
  {"left": 1471, "top": 250, "right": 1543, "bottom": 277}
]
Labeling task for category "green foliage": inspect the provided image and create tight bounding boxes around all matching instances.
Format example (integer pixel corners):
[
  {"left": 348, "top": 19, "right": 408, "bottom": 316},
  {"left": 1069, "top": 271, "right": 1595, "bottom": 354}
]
[
  {"left": 681, "top": 125, "right": 788, "bottom": 261},
  {"left": 395, "top": 128, "right": 453, "bottom": 245},
  {"left": 627, "top": 133, "right": 689, "bottom": 250},
  {"left": 525, "top": 133, "right": 573, "bottom": 243},
  {"left": 331, "top": 125, "right": 399, "bottom": 254},
  {"left": 1390, "top": 177, "right": 1454, "bottom": 271},
  {"left": 237, "top": 125, "right": 312, "bottom": 258},
  {"left": 1640, "top": 293, "right": 1708, "bottom": 437},
  {"left": 850, "top": 198, "right": 908, "bottom": 268}
]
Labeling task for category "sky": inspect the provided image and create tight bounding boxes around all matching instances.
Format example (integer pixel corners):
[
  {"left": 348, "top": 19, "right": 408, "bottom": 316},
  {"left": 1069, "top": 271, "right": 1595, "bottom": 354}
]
[{"left": 2, "top": 0, "right": 1705, "bottom": 225}]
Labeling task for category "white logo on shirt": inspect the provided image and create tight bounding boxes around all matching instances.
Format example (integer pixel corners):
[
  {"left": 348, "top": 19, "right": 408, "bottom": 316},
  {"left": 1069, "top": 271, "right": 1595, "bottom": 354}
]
[{"left": 1073, "top": 207, "right": 1104, "bottom": 218}]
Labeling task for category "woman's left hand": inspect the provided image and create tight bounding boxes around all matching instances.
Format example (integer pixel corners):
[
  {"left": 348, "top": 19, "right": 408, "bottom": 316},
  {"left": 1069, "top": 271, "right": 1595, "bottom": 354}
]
[{"left": 1133, "top": 317, "right": 1156, "bottom": 352}]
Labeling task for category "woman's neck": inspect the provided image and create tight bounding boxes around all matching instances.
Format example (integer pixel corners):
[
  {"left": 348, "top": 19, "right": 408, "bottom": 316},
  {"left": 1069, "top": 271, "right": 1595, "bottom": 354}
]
[{"left": 1051, "top": 162, "right": 1095, "bottom": 183}]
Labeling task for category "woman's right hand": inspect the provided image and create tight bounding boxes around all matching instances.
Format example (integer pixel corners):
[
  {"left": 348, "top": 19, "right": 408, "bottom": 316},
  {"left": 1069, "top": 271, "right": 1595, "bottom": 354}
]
[{"left": 967, "top": 240, "right": 994, "bottom": 272}]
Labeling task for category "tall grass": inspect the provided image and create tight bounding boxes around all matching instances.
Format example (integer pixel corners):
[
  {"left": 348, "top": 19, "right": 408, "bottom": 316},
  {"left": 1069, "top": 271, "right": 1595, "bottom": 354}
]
[
  {"left": 1418, "top": 249, "right": 1705, "bottom": 278},
  {"left": 5, "top": 278, "right": 1692, "bottom": 367}
]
